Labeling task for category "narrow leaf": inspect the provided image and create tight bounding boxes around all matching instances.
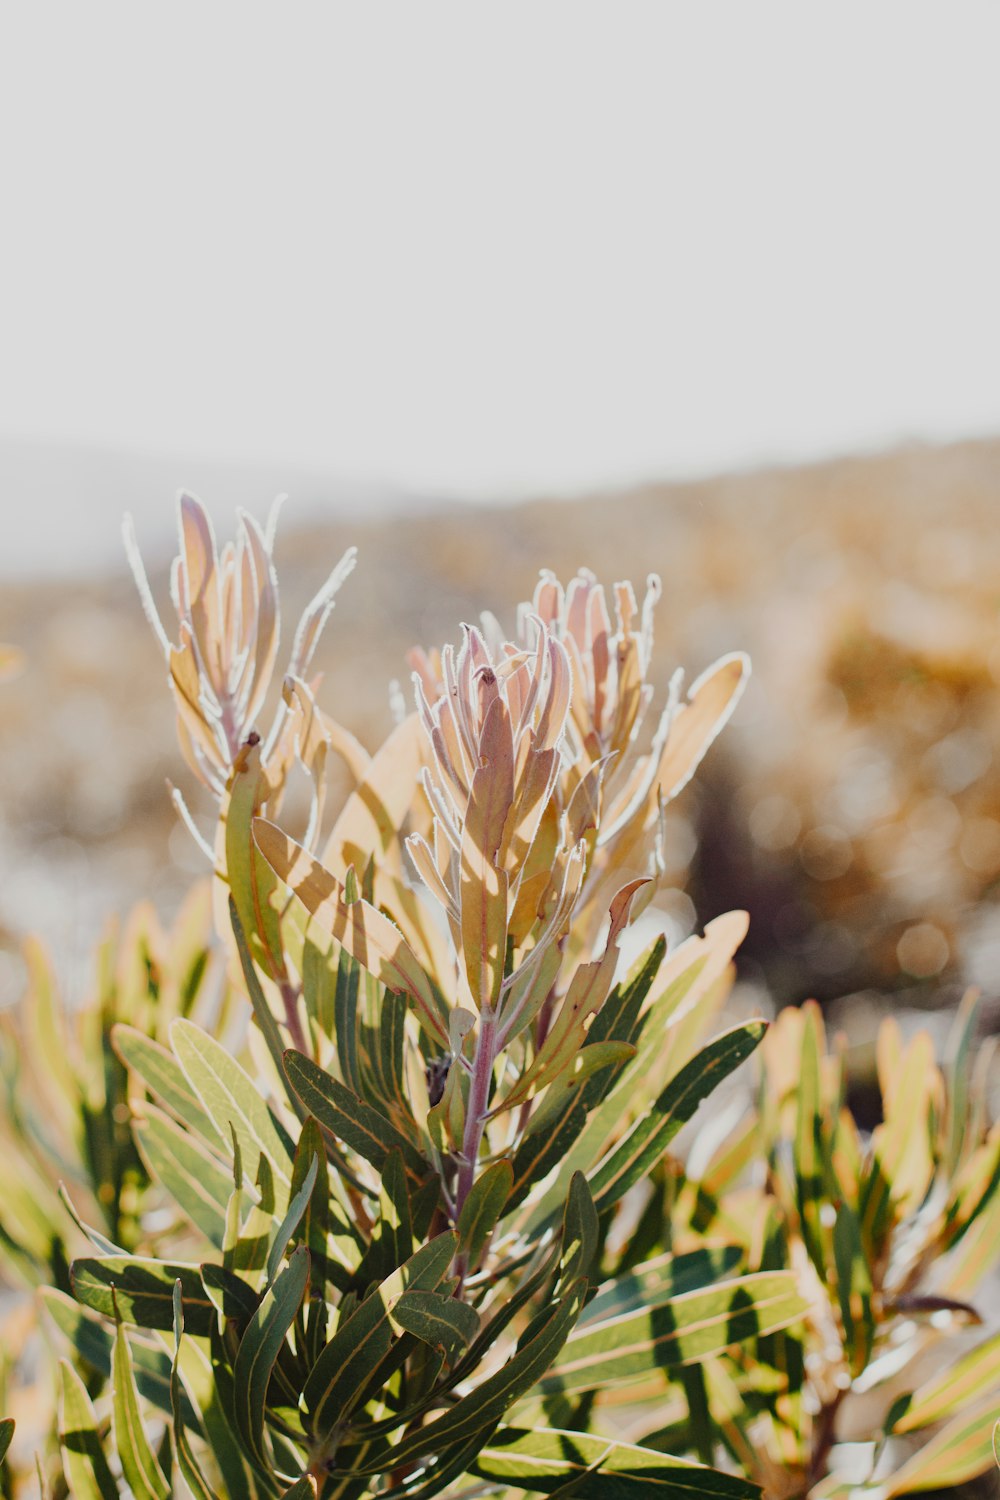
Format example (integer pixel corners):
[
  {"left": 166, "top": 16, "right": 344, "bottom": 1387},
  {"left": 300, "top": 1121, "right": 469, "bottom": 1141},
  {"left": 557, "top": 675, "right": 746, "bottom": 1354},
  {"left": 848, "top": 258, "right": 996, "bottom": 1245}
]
[
  {"left": 392, "top": 1291, "right": 480, "bottom": 1363},
  {"left": 457, "top": 1159, "right": 514, "bottom": 1269},
  {"left": 538, "top": 1271, "right": 808, "bottom": 1397},
  {"left": 233, "top": 1246, "right": 310, "bottom": 1470},
  {"left": 255, "top": 818, "right": 448, "bottom": 1045},
  {"left": 112, "top": 1319, "right": 170, "bottom": 1500},
  {"left": 591, "top": 1023, "right": 767, "bottom": 1211},
  {"left": 58, "top": 1360, "right": 118, "bottom": 1500},
  {"left": 472, "top": 1425, "right": 760, "bottom": 1499},
  {"left": 171, "top": 1017, "right": 295, "bottom": 1208},
  {"left": 171, "top": 1282, "right": 223, "bottom": 1500},
  {"left": 72, "top": 1256, "right": 215, "bottom": 1336},
  {"left": 283, "top": 1050, "right": 430, "bottom": 1183}
]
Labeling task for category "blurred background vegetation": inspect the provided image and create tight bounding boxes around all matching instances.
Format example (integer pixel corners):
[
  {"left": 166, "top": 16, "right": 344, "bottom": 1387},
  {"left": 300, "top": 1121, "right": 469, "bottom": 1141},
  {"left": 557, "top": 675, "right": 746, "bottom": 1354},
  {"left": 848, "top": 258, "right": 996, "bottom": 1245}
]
[{"left": 4, "top": 438, "right": 999, "bottom": 1053}]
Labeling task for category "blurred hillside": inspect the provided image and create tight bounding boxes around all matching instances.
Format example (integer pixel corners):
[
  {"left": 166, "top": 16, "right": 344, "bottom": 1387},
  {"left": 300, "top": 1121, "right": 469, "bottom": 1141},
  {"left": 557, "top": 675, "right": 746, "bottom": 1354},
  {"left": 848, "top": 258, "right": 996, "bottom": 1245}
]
[{"left": 2, "top": 438, "right": 1000, "bottom": 1039}]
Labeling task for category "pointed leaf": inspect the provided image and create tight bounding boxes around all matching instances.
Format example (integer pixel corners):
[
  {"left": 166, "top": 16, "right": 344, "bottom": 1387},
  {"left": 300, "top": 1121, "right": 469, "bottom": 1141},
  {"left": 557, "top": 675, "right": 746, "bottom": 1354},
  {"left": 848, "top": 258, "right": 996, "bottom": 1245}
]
[
  {"left": 255, "top": 819, "right": 448, "bottom": 1045},
  {"left": 392, "top": 1291, "right": 480, "bottom": 1363},
  {"left": 457, "top": 1159, "right": 514, "bottom": 1268},
  {"left": 133, "top": 1105, "right": 232, "bottom": 1246},
  {"left": 112, "top": 1023, "right": 216, "bottom": 1143},
  {"left": 283, "top": 1049, "right": 430, "bottom": 1184},
  {"left": 72, "top": 1256, "right": 215, "bottom": 1335},
  {"left": 112, "top": 1320, "right": 170, "bottom": 1500},
  {"left": 881, "top": 1394, "right": 1000, "bottom": 1495},
  {"left": 472, "top": 1426, "right": 760, "bottom": 1498},
  {"left": 304, "top": 1233, "right": 457, "bottom": 1435},
  {"left": 538, "top": 1271, "right": 808, "bottom": 1397},
  {"left": 894, "top": 1331, "right": 1000, "bottom": 1435},
  {"left": 267, "top": 1155, "right": 318, "bottom": 1286},
  {"left": 233, "top": 1246, "right": 310, "bottom": 1470},
  {"left": 591, "top": 1023, "right": 767, "bottom": 1211},
  {"left": 359, "top": 1279, "right": 588, "bottom": 1472},
  {"left": 581, "top": 1245, "right": 745, "bottom": 1327},
  {"left": 59, "top": 1360, "right": 119, "bottom": 1500},
  {"left": 171, "top": 1018, "right": 295, "bottom": 1208}
]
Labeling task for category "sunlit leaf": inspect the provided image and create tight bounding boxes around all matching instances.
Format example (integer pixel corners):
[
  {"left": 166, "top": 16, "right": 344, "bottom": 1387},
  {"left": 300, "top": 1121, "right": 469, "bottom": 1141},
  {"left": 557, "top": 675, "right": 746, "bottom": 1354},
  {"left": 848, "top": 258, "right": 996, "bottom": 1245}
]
[
  {"left": 255, "top": 819, "right": 449, "bottom": 1046},
  {"left": 72, "top": 1255, "right": 215, "bottom": 1335},
  {"left": 171, "top": 1018, "right": 295, "bottom": 1209},
  {"left": 538, "top": 1271, "right": 808, "bottom": 1397},
  {"left": 471, "top": 1425, "right": 760, "bottom": 1498},
  {"left": 590, "top": 1023, "right": 767, "bottom": 1211},
  {"left": 893, "top": 1331, "right": 1000, "bottom": 1435},
  {"left": 112, "top": 1317, "right": 170, "bottom": 1500},
  {"left": 233, "top": 1246, "right": 310, "bottom": 1470},
  {"left": 880, "top": 1393, "right": 1000, "bottom": 1495},
  {"left": 58, "top": 1360, "right": 118, "bottom": 1500}
]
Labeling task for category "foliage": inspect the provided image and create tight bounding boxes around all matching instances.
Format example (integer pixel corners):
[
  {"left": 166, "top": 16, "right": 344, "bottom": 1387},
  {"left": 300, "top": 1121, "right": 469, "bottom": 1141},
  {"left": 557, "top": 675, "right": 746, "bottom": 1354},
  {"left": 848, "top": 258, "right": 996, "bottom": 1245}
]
[
  {"left": 0, "top": 885, "right": 237, "bottom": 1489},
  {"left": 666, "top": 997, "right": 1000, "bottom": 1495},
  {"left": 0, "top": 494, "right": 997, "bottom": 1497}
]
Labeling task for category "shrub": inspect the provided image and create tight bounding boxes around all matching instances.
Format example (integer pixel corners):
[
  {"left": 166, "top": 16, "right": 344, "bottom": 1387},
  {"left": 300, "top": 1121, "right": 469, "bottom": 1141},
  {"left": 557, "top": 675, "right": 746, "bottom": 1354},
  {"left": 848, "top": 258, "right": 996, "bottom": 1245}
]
[{"left": 0, "top": 495, "right": 997, "bottom": 1498}]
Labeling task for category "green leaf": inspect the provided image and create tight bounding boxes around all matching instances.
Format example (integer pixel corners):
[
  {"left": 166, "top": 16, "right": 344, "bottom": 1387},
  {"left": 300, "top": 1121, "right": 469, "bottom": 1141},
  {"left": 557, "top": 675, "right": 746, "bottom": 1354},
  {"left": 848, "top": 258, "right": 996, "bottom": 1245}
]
[
  {"left": 254, "top": 819, "right": 449, "bottom": 1045},
  {"left": 230, "top": 1152, "right": 277, "bottom": 1285},
  {"left": 471, "top": 1425, "right": 760, "bottom": 1498},
  {"left": 225, "top": 740, "right": 287, "bottom": 983},
  {"left": 230, "top": 896, "right": 306, "bottom": 1123},
  {"left": 374, "top": 1437, "right": 485, "bottom": 1500},
  {"left": 457, "top": 1158, "right": 514, "bottom": 1269},
  {"left": 43, "top": 1287, "right": 189, "bottom": 1427},
  {"left": 233, "top": 1246, "right": 310, "bottom": 1471},
  {"left": 329, "top": 933, "right": 362, "bottom": 1092},
  {"left": 112, "top": 1317, "right": 170, "bottom": 1500},
  {"left": 0, "top": 1419, "right": 13, "bottom": 1466},
  {"left": 72, "top": 1256, "right": 215, "bottom": 1335},
  {"left": 833, "top": 1204, "right": 873, "bottom": 1376},
  {"left": 392, "top": 1290, "right": 479, "bottom": 1363},
  {"left": 133, "top": 1104, "right": 232, "bottom": 1246},
  {"left": 793, "top": 1002, "right": 826, "bottom": 1273},
  {"left": 171, "top": 1018, "right": 295, "bottom": 1209},
  {"left": 505, "top": 1099, "right": 588, "bottom": 1216},
  {"left": 302, "top": 932, "right": 339, "bottom": 1046},
  {"left": 447, "top": 1244, "right": 561, "bottom": 1392},
  {"left": 893, "top": 1331, "right": 1000, "bottom": 1435},
  {"left": 201, "top": 1264, "right": 264, "bottom": 1326},
  {"left": 279, "top": 1481, "right": 317, "bottom": 1500},
  {"left": 56, "top": 1183, "right": 125, "bottom": 1256},
  {"left": 359, "top": 1148, "right": 414, "bottom": 1282},
  {"left": 358, "top": 1279, "right": 588, "bottom": 1472},
  {"left": 559, "top": 1171, "right": 600, "bottom": 1287},
  {"left": 590, "top": 1023, "right": 767, "bottom": 1212},
  {"left": 944, "top": 987, "right": 981, "bottom": 1173},
  {"left": 587, "top": 936, "right": 668, "bottom": 1052},
  {"left": 267, "top": 1153, "right": 318, "bottom": 1286},
  {"left": 580, "top": 1245, "right": 745, "bottom": 1327},
  {"left": 58, "top": 1359, "right": 119, "bottom": 1500},
  {"left": 304, "top": 1233, "right": 457, "bottom": 1436},
  {"left": 171, "top": 1282, "right": 223, "bottom": 1500},
  {"left": 881, "top": 1393, "right": 1000, "bottom": 1495},
  {"left": 537, "top": 1271, "right": 808, "bottom": 1397},
  {"left": 283, "top": 1049, "right": 429, "bottom": 1184},
  {"left": 112, "top": 1023, "right": 216, "bottom": 1143}
]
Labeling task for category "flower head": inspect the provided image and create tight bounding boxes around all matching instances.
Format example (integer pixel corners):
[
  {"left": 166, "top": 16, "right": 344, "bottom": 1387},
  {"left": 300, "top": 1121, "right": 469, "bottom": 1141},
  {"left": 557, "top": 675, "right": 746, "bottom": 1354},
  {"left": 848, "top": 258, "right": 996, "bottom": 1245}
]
[{"left": 125, "top": 493, "right": 355, "bottom": 849}]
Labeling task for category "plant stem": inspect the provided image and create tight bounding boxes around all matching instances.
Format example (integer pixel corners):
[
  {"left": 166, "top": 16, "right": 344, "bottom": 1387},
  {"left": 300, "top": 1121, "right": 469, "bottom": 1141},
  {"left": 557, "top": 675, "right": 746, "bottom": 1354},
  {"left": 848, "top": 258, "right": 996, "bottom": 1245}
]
[
  {"left": 454, "top": 1006, "right": 499, "bottom": 1224},
  {"left": 280, "top": 978, "right": 309, "bottom": 1056},
  {"left": 807, "top": 1388, "right": 846, "bottom": 1488}
]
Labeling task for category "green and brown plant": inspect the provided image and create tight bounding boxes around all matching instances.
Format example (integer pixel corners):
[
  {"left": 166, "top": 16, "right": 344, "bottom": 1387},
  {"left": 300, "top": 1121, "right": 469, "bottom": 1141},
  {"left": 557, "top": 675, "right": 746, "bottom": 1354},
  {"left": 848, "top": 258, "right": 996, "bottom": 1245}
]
[{"left": 1, "top": 494, "right": 997, "bottom": 1498}]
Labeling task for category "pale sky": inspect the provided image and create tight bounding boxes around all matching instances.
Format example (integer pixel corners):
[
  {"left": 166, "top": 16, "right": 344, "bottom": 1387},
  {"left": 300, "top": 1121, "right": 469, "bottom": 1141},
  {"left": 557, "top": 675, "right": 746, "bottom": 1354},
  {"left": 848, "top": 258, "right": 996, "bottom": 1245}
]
[{"left": 2, "top": 2, "right": 999, "bottom": 507}]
